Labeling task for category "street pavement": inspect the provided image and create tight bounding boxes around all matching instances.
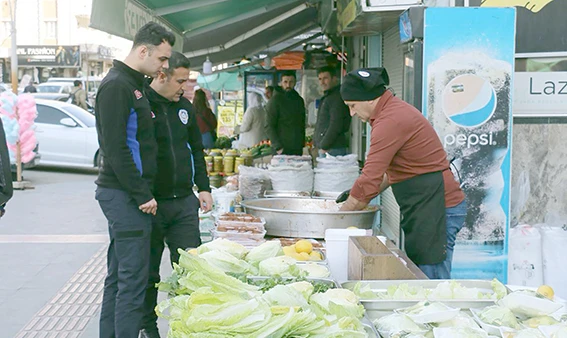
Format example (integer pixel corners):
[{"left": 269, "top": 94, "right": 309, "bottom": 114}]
[{"left": 0, "top": 167, "right": 171, "bottom": 338}]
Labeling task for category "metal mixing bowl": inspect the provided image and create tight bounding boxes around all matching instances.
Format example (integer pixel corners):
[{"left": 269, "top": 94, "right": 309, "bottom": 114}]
[{"left": 241, "top": 198, "right": 379, "bottom": 239}]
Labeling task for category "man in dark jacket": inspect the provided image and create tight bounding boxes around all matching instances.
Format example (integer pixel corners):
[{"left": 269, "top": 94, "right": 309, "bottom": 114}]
[
  {"left": 266, "top": 70, "right": 306, "bottom": 155},
  {"left": 0, "top": 118, "right": 13, "bottom": 218},
  {"left": 314, "top": 66, "right": 351, "bottom": 156},
  {"left": 140, "top": 52, "right": 213, "bottom": 338},
  {"left": 94, "top": 22, "right": 174, "bottom": 338}
]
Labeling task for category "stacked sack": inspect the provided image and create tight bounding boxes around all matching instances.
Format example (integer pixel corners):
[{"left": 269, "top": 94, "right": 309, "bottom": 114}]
[
  {"left": 268, "top": 155, "right": 314, "bottom": 192},
  {"left": 314, "top": 154, "right": 360, "bottom": 193}
]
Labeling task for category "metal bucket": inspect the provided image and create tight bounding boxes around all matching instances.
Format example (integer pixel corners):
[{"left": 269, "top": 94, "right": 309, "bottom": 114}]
[{"left": 241, "top": 198, "right": 379, "bottom": 239}]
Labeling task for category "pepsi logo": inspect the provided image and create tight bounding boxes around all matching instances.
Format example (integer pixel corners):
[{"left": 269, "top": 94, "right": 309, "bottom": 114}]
[{"left": 442, "top": 74, "right": 497, "bottom": 128}]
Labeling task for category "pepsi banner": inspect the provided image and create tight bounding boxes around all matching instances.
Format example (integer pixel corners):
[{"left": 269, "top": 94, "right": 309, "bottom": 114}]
[{"left": 421, "top": 7, "right": 516, "bottom": 282}]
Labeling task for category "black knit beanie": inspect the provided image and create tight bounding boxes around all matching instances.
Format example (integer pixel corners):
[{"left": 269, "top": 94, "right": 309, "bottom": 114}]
[{"left": 340, "top": 68, "right": 390, "bottom": 101}]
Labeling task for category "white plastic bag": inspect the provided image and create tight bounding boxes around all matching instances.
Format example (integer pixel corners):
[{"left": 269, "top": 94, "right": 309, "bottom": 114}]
[
  {"left": 313, "top": 166, "right": 359, "bottom": 193},
  {"left": 507, "top": 224, "right": 543, "bottom": 287},
  {"left": 270, "top": 155, "right": 312, "bottom": 167},
  {"left": 540, "top": 221, "right": 567, "bottom": 299},
  {"left": 238, "top": 166, "right": 271, "bottom": 200},
  {"left": 316, "top": 154, "right": 358, "bottom": 169},
  {"left": 268, "top": 162, "right": 314, "bottom": 192},
  {"left": 211, "top": 187, "right": 238, "bottom": 217}
]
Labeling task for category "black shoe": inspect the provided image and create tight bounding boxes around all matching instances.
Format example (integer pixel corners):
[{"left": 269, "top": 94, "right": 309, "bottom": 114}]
[{"left": 139, "top": 328, "right": 161, "bottom": 338}]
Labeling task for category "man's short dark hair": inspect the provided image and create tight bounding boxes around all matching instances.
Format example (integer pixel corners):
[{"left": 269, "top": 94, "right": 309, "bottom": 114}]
[
  {"left": 280, "top": 70, "right": 296, "bottom": 80},
  {"left": 132, "top": 22, "right": 175, "bottom": 49},
  {"left": 317, "top": 66, "right": 338, "bottom": 78},
  {"left": 73, "top": 80, "right": 81, "bottom": 87},
  {"left": 163, "top": 51, "right": 190, "bottom": 77}
]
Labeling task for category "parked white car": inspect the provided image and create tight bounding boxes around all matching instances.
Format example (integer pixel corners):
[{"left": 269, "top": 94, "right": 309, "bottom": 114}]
[
  {"left": 36, "top": 82, "right": 74, "bottom": 95},
  {"left": 34, "top": 99, "right": 100, "bottom": 168}
]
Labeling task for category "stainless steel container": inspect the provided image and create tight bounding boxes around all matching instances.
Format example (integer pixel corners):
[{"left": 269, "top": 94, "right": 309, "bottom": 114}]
[{"left": 241, "top": 198, "right": 379, "bottom": 239}]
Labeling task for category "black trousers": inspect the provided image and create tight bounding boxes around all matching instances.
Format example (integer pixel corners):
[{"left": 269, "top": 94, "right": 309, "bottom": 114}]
[
  {"left": 141, "top": 193, "right": 201, "bottom": 332},
  {"left": 96, "top": 187, "right": 152, "bottom": 338}
]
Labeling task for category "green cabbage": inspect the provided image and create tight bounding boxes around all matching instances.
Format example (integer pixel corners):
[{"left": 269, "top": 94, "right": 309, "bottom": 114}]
[
  {"left": 245, "top": 240, "right": 283, "bottom": 265},
  {"left": 199, "top": 250, "right": 258, "bottom": 275},
  {"left": 310, "top": 289, "right": 365, "bottom": 321},
  {"left": 177, "top": 249, "right": 260, "bottom": 298},
  {"left": 258, "top": 256, "right": 304, "bottom": 277},
  {"left": 435, "top": 312, "right": 480, "bottom": 329},
  {"left": 433, "top": 327, "right": 488, "bottom": 338},
  {"left": 261, "top": 283, "right": 312, "bottom": 309},
  {"left": 351, "top": 282, "right": 379, "bottom": 300},
  {"left": 197, "top": 238, "right": 248, "bottom": 259},
  {"left": 297, "top": 263, "right": 331, "bottom": 278}
]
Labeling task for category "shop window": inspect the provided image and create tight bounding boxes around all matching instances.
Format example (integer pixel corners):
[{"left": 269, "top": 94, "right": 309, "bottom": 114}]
[{"left": 44, "top": 20, "right": 56, "bottom": 39}]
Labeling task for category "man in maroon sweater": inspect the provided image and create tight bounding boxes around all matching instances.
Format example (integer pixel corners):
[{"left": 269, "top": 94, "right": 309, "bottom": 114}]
[{"left": 339, "top": 67, "right": 466, "bottom": 279}]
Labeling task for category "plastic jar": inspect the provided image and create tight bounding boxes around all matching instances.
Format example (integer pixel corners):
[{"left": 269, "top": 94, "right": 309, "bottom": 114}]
[
  {"left": 213, "top": 156, "right": 223, "bottom": 173},
  {"left": 204, "top": 156, "right": 214, "bottom": 173},
  {"left": 223, "top": 156, "right": 235, "bottom": 174},
  {"left": 209, "top": 172, "right": 222, "bottom": 188},
  {"left": 234, "top": 157, "right": 245, "bottom": 173}
]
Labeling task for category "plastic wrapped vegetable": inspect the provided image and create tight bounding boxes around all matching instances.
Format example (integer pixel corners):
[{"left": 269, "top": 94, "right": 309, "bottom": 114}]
[
  {"left": 374, "top": 313, "right": 429, "bottom": 337},
  {"left": 478, "top": 305, "right": 521, "bottom": 329},
  {"left": 522, "top": 316, "right": 560, "bottom": 328}
]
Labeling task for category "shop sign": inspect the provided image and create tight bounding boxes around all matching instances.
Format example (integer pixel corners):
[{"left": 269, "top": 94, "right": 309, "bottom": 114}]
[
  {"left": 90, "top": 0, "right": 183, "bottom": 52},
  {"left": 17, "top": 45, "right": 81, "bottom": 67},
  {"left": 97, "top": 46, "right": 113, "bottom": 60},
  {"left": 422, "top": 7, "right": 516, "bottom": 282},
  {"left": 514, "top": 72, "right": 567, "bottom": 116},
  {"left": 217, "top": 101, "right": 243, "bottom": 137}
]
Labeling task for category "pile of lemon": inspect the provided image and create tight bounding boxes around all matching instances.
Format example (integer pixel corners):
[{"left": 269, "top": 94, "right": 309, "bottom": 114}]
[{"left": 282, "top": 239, "right": 323, "bottom": 261}]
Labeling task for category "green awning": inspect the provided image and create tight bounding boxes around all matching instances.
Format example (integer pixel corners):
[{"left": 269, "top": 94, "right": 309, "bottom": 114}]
[{"left": 90, "top": 0, "right": 320, "bottom": 67}]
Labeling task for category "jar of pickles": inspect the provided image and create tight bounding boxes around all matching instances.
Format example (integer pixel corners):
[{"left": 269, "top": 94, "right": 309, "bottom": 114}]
[
  {"left": 213, "top": 156, "right": 223, "bottom": 173},
  {"left": 234, "top": 157, "right": 245, "bottom": 173}
]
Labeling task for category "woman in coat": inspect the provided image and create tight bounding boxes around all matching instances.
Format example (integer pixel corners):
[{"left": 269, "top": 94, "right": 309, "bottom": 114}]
[
  {"left": 193, "top": 89, "right": 218, "bottom": 149},
  {"left": 238, "top": 92, "right": 267, "bottom": 148}
]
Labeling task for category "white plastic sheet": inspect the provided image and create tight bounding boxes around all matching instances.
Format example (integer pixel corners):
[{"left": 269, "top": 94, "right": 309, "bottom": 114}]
[
  {"left": 313, "top": 166, "right": 360, "bottom": 193},
  {"left": 268, "top": 162, "right": 313, "bottom": 192},
  {"left": 507, "top": 224, "right": 544, "bottom": 287},
  {"left": 540, "top": 223, "right": 567, "bottom": 299}
]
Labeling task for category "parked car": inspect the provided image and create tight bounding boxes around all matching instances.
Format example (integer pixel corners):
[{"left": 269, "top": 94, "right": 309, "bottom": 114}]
[
  {"left": 0, "top": 83, "right": 12, "bottom": 93},
  {"left": 30, "top": 93, "right": 94, "bottom": 114},
  {"left": 34, "top": 99, "right": 100, "bottom": 169},
  {"left": 46, "top": 77, "right": 101, "bottom": 104},
  {"left": 36, "top": 82, "right": 74, "bottom": 95}
]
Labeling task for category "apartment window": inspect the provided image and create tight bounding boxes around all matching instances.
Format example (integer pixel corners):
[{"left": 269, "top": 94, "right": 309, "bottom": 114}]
[
  {"left": 44, "top": 20, "right": 56, "bottom": 39},
  {"left": 1, "top": 20, "right": 10, "bottom": 37}
]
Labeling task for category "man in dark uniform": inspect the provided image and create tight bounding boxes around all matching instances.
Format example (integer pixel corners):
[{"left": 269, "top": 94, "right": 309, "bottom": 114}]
[
  {"left": 140, "top": 52, "right": 213, "bottom": 338},
  {"left": 266, "top": 70, "right": 306, "bottom": 155},
  {"left": 339, "top": 68, "right": 466, "bottom": 279},
  {"left": 314, "top": 66, "right": 351, "bottom": 157},
  {"left": 94, "top": 22, "right": 174, "bottom": 338}
]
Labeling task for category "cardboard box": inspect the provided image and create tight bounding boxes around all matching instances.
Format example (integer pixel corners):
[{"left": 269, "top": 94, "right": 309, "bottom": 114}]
[{"left": 348, "top": 236, "right": 428, "bottom": 280}]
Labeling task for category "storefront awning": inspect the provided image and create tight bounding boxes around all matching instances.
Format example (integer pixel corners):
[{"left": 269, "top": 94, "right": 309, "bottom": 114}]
[{"left": 90, "top": 0, "right": 320, "bottom": 68}]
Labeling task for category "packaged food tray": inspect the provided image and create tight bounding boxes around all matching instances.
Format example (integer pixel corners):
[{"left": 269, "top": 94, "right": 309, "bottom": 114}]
[{"left": 211, "top": 229, "right": 267, "bottom": 241}]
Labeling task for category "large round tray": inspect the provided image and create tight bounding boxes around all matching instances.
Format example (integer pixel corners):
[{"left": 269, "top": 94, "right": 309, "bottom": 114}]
[{"left": 241, "top": 198, "right": 379, "bottom": 239}]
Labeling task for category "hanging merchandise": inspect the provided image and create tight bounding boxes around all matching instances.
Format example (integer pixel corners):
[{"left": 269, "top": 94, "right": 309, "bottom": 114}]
[{"left": 507, "top": 224, "right": 543, "bottom": 287}]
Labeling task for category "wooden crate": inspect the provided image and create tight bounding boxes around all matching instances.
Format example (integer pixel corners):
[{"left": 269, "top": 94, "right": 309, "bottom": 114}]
[{"left": 348, "top": 236, "right": 428, "bottom": 280}]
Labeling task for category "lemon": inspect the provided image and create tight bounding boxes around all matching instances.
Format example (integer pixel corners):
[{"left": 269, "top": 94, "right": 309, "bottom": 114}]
[
  {"left": 537, "top": 285, "right": 555, "bottom": 300},
  {"left": 298, "top": 252, "right": 311, "bottom": 261},
  {"left": 346, "top": 226, "right": 358, "bottom": 229},
  {"left": 309, "top": 251, "right": 322, "bottom": 261},
  {"left": 188, "top": 248, "right": 198, "bottom": 255},
  {"left": 295, "top": 240, "right": 313, "bottom": 254},
  {"left": 282, "top": 246, "right": 295, "bottom": 256}
]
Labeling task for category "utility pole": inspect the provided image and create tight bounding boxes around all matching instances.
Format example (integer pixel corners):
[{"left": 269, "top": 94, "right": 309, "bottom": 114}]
[{"left": 8, "top": 0, "right": 23, "bottom": 185}]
